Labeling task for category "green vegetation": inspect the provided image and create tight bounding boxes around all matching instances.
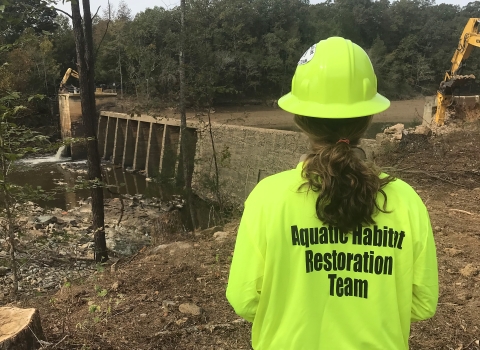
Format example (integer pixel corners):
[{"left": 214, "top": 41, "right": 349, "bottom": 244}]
[
  {"left": 2, "top": 0, "right": 480, "bottom": 118},
  {"left": 87, "top": 0, "right": 480, "bottom": 102}
]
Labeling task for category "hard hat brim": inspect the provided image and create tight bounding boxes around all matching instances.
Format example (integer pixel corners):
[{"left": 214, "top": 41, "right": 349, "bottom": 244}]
[{"left": 278, "top": 92, "right": 390, "bottom": 118}]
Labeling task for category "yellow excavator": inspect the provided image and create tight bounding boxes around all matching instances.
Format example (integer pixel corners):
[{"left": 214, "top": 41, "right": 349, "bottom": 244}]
[
  {"left": 434, "top": 18, "right": 480, "bottom": 125},
  {"left": 59, "top": 68, "right": 79, "bottom": 93}
]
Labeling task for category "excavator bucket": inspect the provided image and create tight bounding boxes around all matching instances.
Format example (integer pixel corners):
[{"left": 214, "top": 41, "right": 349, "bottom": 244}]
[{"left": 439, "top": 74, "right": 476, "bottom": 95}]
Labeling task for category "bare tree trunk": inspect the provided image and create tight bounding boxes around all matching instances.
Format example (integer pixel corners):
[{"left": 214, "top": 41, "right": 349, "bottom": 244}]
[
  {"left": 7, "top": 223, "right": 18, "bottom": 298},
  {"left": 119, "top": 52, "right": 123, "bottom": 99},
  {"left": 179, "top": 0, "right": 196, "bottom": 232},
  {"left": 71, "top": 0, "right": 108, "bottom": 262}
]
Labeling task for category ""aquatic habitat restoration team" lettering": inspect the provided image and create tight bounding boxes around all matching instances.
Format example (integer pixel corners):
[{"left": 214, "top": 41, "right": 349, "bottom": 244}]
[{"left": 291, "top": 225, "right": 406, "bottom": 299}]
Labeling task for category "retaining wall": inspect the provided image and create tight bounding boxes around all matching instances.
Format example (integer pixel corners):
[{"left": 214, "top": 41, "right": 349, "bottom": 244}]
[{"left": 193, "top": 124, "right": 309, "bottom": 205}]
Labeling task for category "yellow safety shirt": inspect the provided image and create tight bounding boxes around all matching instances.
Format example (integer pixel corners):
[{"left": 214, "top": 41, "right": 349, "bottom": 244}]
[{"left": 226, "top": 162, "right": 438, "bottom": 350}]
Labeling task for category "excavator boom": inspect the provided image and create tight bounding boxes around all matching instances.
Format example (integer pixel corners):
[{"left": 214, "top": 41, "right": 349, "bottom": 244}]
[{"left": 59, "top": 68, "right": 79, "bottom": 93}]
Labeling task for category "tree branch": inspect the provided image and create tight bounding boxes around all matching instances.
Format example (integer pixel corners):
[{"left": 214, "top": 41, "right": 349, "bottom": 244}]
[
  {"left": 53, "top": 7, "right": 72, "bottom": 19},
  {"left": 94, "top": 0, "right": 111, "bottom": 61},
  {"left": 91, "top": 6, "right": 101, "bottom": 21}
]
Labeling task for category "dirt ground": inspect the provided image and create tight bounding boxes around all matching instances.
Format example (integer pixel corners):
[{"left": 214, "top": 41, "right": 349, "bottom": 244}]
[
  {"left": 6, "top": 118, "right": 477, "bottom": 349},
  {"left": 203, "top": 98, "right": 425, "bottom": 130},
  {"left": 117, "top": 97, "right": 426, "bottom": 131}
]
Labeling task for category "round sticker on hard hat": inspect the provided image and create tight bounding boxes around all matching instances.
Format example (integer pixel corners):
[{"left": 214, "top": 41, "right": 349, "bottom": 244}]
[{"left": 298, "top": 44, "right": 316, "bottom": 65}]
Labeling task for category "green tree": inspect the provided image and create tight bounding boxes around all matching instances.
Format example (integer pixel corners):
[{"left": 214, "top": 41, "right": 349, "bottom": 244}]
[{"left": 0, "top": 0, "right": 58, "bottom": 44}]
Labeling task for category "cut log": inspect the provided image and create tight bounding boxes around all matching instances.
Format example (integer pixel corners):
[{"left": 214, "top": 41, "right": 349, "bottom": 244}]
[{"left": 0, "top": 307, "right": 45, "bottom": 350}]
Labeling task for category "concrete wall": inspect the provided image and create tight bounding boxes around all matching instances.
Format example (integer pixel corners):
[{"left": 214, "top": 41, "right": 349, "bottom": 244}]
[
  {"left": 192, "top": 124, "right": 310, "bottom": 205},
  {"left": 191, "top": 124, "right": 378, "bottom": 205}
]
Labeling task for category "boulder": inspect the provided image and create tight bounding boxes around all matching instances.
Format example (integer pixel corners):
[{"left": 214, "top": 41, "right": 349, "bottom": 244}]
[
  {"left": 0, "top": 307, "right": 45, "bottom": 350},
  {"left": 213, "top": 231, "right": 230, "bottom": 241},
  {"left": 414, "top": 124, "right": 432, "bottom": 136},
  {"left": 384, "top": 123, "right": 404, "bottom": 134},
  {"left": 178, "top": 303, "right": 201, "bottom": 316}
]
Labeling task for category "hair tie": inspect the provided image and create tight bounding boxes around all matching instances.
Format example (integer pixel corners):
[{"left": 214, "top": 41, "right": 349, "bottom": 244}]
[{"left": 337, "top": 138, "right": 350, "bottom": 144}]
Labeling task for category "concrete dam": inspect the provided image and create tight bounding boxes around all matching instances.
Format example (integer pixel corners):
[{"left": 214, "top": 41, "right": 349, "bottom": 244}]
[
  {"left": 63, "top": 92, "right": 480, "bottom": 205},
  {"left": 58, "top": 93, "right": 314, "bottom": 205}
]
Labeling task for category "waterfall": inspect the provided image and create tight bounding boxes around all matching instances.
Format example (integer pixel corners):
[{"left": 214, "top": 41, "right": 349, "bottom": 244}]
[{"left": 55, "top": 145, "right": 68, "bottom": 160}]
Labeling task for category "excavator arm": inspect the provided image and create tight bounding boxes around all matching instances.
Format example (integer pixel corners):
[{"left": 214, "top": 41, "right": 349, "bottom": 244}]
[
  {"left": 59, "top": 68, "right": 79, "bottom": 93},
  {"left": 434, "top": 18, "right": 480, "bottom": 125}
]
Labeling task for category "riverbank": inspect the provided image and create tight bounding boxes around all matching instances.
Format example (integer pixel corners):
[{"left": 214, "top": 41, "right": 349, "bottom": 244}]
[
  {"left": 0, "top": 120, "right": 477, "bottom": 349},
  {"left": 0, "top": 193, "right": 188, "bottom": 302}
]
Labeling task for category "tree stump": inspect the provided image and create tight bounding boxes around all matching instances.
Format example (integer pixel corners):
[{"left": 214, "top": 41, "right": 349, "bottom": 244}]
[{"left": 0, "top": 307, "right": 45, "bottom": 350}]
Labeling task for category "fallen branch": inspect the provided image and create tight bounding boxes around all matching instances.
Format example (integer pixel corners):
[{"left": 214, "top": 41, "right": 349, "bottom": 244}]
[
  {"left": 154, "top": 319, "right": 247, "bottom": 337},
  {"left": 397, "top": 170, "right": 466, "bottom": 187},
  {"left": 105, "top": 187, "right": 125, "bottom": 226},
  {"left": 449, "top": 209, "right": 474, "bottom": 215},
  {"left": 464, "top": 339, "right": 479, "bottom": 350}
]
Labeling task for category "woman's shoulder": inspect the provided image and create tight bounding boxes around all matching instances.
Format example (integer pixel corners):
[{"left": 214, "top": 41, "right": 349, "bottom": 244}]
[{"left": 380, "top": 173, "right": 425, "bottom": 207}]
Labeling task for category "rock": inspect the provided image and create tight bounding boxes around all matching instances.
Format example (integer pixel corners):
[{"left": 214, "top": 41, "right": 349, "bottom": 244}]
[
  {"left": 0, "top": 267, "right": 9, "bottom": 277},
  {"left": 79, "top": 205, "right": 92, "bottom": 213},
  {"left": 414, "top": 124, "right": 432, "bottom": 136},
  {"left": 384, "top": 123, "right": 404, "bottom": 135},
  {"left": 80, "top": 242, "right": 93, "bottom": 250},
  {"left": 0, "top": 307, "right": 45, "bottom": 348},
  {"left": 55, "top": 217, "right": 66, "bottom": 225},
  {"left": 43, "top": 282, "right": 56, "bottom": 289},
  {"left": 393, "top": 133, "right": 403, "bottom": 141},
  {"left": 195, "top": 226, "right": 224, "bottom": 237},
  {"left": 175, "top": 318, "right": 187, "bottom": 325},
  {"left": 152, "top": 241, "right": 193, "bottom": 254},
  {"left": 459, "top": 264, "right": 478, "bottom": 277},
  {"left": 140, "top": 313, "right": 147, "bottom": 317},
  {"left": 162, "top": 300, "right": 176, "bottom": 309},
  {"left": 35, "top": 215, "right": 57, "bottom": 225},
  {"left": 444, "top": 248, "right": 462, "bottom": 257},
  {"left": 178, "top": 303, "right": 201, "bottom": 316},
  {"left": 375, "top": 133, "right": 387, "bottom": 144},
  {"left": 213, "top": 231, "right": 230, "bottom": 241}
]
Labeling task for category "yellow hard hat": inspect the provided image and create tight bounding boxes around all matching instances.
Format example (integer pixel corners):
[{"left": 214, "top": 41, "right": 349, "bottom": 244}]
[{"left": 278, "top": 37, "right": 390, "bottom": 118}]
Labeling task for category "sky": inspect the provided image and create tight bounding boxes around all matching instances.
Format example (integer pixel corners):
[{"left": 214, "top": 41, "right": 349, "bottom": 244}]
[{"left": 56, "top": 0, "right": 474, "bottom": 18}]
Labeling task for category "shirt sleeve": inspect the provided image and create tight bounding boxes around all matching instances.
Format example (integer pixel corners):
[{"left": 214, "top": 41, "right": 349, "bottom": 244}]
[
  {"left": 411, "top": 206, "right": 439, "bottom": 322},
  {"left": 226, "top": 192, "right": 266, "bottom": 323}
]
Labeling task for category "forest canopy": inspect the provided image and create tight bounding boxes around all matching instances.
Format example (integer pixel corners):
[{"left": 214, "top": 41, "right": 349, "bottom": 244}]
[{"left": 2, "top": 0, "right": 480, "bottom": 109}]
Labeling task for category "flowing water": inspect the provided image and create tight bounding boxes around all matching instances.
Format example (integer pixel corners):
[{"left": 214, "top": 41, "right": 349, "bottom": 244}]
[{"left": 13, "top": 154, "right": 217, "bottom": 229}]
